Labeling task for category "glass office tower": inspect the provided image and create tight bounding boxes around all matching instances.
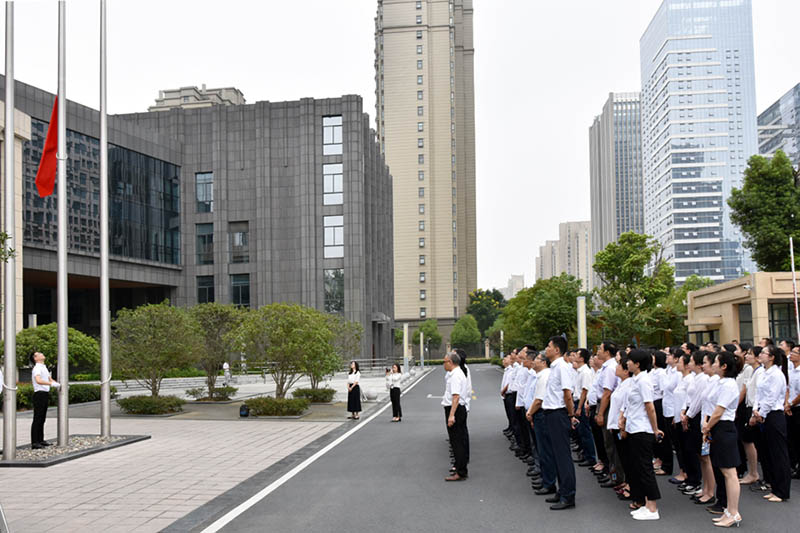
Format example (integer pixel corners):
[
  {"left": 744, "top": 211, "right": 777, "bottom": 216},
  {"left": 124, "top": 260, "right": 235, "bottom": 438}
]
[
  {"left": 640, "top": 0, "right": 757, "bottom": 282},
  {"left": 758, "top": 82, "right": 800, "bottom": 166}
]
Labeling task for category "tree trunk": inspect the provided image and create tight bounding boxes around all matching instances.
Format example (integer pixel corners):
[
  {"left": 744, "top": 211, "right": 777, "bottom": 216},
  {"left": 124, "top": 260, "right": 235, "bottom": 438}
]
[{"left": 206, "top": 371, "right": 217, "bottom": 399}]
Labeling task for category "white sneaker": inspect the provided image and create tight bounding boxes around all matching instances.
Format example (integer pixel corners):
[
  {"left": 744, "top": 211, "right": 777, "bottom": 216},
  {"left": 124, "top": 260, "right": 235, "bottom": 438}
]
[
  {"left": 632, "top": 509, "right": 660, "bottom": 521},
  {"left": 630, "top": 507, "right": 646, "bottom": 516}
]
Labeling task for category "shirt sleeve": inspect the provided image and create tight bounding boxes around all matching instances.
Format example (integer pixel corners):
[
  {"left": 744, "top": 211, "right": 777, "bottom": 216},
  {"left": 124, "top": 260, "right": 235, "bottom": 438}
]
[
  {"left": 601, "top": 367, "right": 616, "bottom": 391},
  {"left": 560, "top": 364, "right": 573, "bottom": 392},
  {"left": 640, "top": 375, "right": 654, "bottom": 403},
  {"left": 716, "top": 380, "right": 738, "bottom": 409}
]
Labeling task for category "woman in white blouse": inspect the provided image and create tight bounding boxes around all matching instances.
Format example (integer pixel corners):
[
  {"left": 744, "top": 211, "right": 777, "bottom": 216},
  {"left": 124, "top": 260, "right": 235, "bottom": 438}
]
[
  {"left": 346, "top": 361, "right": 362, "bottom": 420},
  {"left": 619, "top": 349, "right": 664, "bottom": 521},
  {"left": 737, "top": 345, "right": 761, "bottom": 485},
  {"left": 702, "top": 351, "right": 743, "bottom": 527},
  {"left": 385, "top": 363, "right": 403, "bottom": 422},
  {"left": 749, "top": 345, "right": 791, "bottom": 502}
]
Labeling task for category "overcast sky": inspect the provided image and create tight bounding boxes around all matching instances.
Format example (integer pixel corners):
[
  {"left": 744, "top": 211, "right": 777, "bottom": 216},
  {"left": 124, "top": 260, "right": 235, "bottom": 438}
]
[{"left": 3, "top": 0, "right": 799, "bottom": 291}]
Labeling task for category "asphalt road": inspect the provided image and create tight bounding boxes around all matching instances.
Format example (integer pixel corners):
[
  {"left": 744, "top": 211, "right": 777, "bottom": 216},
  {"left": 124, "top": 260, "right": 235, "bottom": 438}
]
[{"left": 215, "top": 365, "right": 799, "bottom": 533}]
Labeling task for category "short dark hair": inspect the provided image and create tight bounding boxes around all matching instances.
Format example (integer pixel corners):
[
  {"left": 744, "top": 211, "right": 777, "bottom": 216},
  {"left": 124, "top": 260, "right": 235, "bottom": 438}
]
[
  {"left": 681, "top": 352, "right": 692, "bottom": 366},
  {"left": 684, "top": 342, "right": 698, "bottom": 353},
  {"left": 669, "top": 346, "right": 683, "bottom": 359},
  {"left": 600, "top": 340, "right": 618, "bottom": 356},
  {"left": 537, "top": 353, "right": 550, "bottom": 368},
  {"left": 524, "top": 344, "right": 537, "bottom": 353},
  {"left": 751, "top": 346, "right": 762, "bottom": 357},
  {"left": 716, "top": 352, "right": 738, "bottom": 378},
  {"left": 762, "top": 337, "right": 774, "bottom": 346},
  {"left": 781, "top": 339, "right": 796, "bottom": 350},
  {"left": 576, "top": 348, "right": 590, "bottom": 364},
  {"left": 549, "top": 336, "right": 567, "bottom": 355},
  {"left": 739, "top": 342, "right": 753, "bottom": 353},
  {"left": 691, "top": 350, "right": 707, "bottom": 367},
  {"left": 653, "top": 351, "right": 667, "bottom": 369},
  {"left": 628, "top": 349, "right": 653, "bottom": 372},
  {"left": 723, "top": 344, "right": 737, "bottom": 353}
]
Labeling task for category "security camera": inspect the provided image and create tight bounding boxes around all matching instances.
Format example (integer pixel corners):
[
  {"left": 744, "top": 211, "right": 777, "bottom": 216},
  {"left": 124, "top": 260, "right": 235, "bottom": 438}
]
[{"left": 743, "top": 284, "right": 751, "bottom": 290}]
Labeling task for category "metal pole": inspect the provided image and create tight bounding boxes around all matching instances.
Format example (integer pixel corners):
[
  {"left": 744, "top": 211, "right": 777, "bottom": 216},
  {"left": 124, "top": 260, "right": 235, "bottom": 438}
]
[
  {"left": 577, "top": 296, "right": 587, "bottom": 349},
  {"left": 3, "top": 0, "right": 17, "bottom": 461},
  {"left": 500, "top": 329, "right": 504, "bottom": 357},
  {"left": 56, "top": 0, "right": 69, "bottom": 446},
  {"left": 402, "top": 323, "right": 409, "bottom": 375},
  {"left": 790, "top": 237, "right": 800, "bottom": 342},
  {"left": 419, "top": 331, "right": 424, "bottom": 368},
  {"left": 99, "top": 0, "right": 111, "bottom": 438}
]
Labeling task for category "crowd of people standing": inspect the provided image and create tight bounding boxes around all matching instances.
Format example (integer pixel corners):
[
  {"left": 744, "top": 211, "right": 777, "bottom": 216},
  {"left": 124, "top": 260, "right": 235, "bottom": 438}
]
[{"left": 496, "top": 336, "right": 800, "bottom": 525}]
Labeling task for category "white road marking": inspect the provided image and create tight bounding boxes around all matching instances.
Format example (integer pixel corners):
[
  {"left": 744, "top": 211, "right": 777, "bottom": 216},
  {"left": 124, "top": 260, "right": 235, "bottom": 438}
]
[{"left": 200, "top": 369, "right": 434, "bottom": 533}]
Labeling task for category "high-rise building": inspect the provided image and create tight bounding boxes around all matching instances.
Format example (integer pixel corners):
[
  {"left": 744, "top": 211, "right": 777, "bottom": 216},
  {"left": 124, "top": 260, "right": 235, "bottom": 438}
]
[
  {"left": 640, "top": 0, "right": 757, "bottom": 283},
  {"left": 375, "top": 0, "right": 477, "bottom": 327},
  {"left": 500, "top": 274, "right": 524, "bottom": 301},
  {"left": 148, "top": 84, "right": 246, "bottom": 112},
  {"left": 534, "top": 221, "right": 592, "bottom": 291},
  {"left": 758, "top": 82, "right": 800, "bottom": 166},
  {"left": 589, "top": 92, "right": 643, "bottom": 283}
]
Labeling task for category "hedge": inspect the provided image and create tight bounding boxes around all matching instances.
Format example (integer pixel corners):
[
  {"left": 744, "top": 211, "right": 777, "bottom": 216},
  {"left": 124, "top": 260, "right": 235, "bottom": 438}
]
[
  {"left": 73, "top": 367, "right": 207, "bottom": 382},
  {"left": 292, "top": 388, "right": 336, "bottom": 403},
  {"left": 244, "top": 396, "right": 309, "bottom": 416},
  {"left": 117, "top": 395, "right": 186, "bottom": 415},
  {"left": 186, "top": 386, "right": 238, "bottom": 401},
  {"left": 0, "top": 383, "right": 118, "bottom": 411}
]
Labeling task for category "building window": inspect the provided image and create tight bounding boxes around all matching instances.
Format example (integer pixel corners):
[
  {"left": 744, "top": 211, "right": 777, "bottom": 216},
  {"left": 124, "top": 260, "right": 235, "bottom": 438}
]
[
  {"left": 324, "top": 215, "right": 344, "bottom": 258},
  {"left": 418, "top": 187, "right": 424, "bottom": 198},
  {"left": 738, "top": 304, "right": 753, "bottom": 344},
  {"left": 417, "top": 75, "right": 423, "bottom": 85},
  {"left": 323, "top": 163, "right": 344, "bottom": 205},
  {"left": 418, "top": 154, "right": 424, "bottom": 164},
  {"left": 417, "top": 90, "right": 423, "bottom": 100},
  {"left": 418, "top": 170, "right": 424, "bottom": 180},
  {"left": 453, "top": 271, "right": 457, "bottom": 282},
  {"left": 416, "top": 0, "right": 422, "bottom": 8},
  {"left": 323, "top": 116, "right": 343, "bottom": 155},
  {"left": 229, "top": 221, "right": 249, "bottom": 263},
  {"left": 417, "top": 138, "right": 424, "bottom": 148},
  {"left": 324, "top": 268, "right": 344, "bottom": 314},
  {"left": 453, "top": 288, "right": 457, "bottom": 300},
  {"left": 417, "top": 60, "right": 423, "bottom": 69},
  {"left": 196, "top": 223, "right": 213, "bottom": 265},
  {"left": 768, "top": 302, "right": 797, "bottom": 342},
  {"left": 417, "top": 122, "right": 424, "bottom": 132},
  {"left": 231, "top": 274, "right": 250, "bottom": 308},
  {"left": 419, "top": 272, "right": 426, "bottom": 282},
  {"left": 197, "top": 276, "right": 214, "bottom": 304},
  {"left": 417, "top": 45, "right": 423, "bottom": 54},
  {"left": 419, "top": 237, "right": 425, "bottom": 248},
  {"left": 416, "top": 15, "right": 422, "bottom": 24},
  {"left": 196, "top": 172, "right": 213, "bottom": 212},
  {"left": 417, "top": 105, "right": 424, "bottom": 116},
  {"left": 420, "top": 290, "right": 426, "bottom": 300},
  {"left": 420, "top": 307, "right": 426, "bottom": 318},
  {"left": 416, "top": 30, "right": 422, "bottom": 39},
  {"left": 419, "top": 220, "right": 425, "bottom": 231},
  {"left": 418, "top": 204, "right": 425, "bottom": 214},
  {"left": 419, "top": 255, "right": 425, "bottom": 265}
]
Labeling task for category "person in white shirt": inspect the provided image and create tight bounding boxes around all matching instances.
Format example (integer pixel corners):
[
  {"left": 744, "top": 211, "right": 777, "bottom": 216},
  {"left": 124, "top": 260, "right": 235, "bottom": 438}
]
[
  {"left": 619, "top": 349, "right": 663, "bottom": 521},
  {"left": 786, "top": 345, "right": 800, "bottom": 479},
  {"left": 702, "top": 351, "right": 743, "bottom": 527},
  {"left": 665, "top": 348, "right": 689, "bottom": 485},
  {"left": 680, "top": 350, "right": 709, "bottom": 496},
  {"left": 749, "top": 345, "right": 791, "bottom": 502},
  {"left": 594, "top": 341, "right": 620, "bottom": 479},
  {"left": 30, "top": 351, "right": 60, "bottom": 449},
  {"left": 695, "top": 351, "right": 719, "bottom": 505},
  {"left": 541, "top": 336, "right": 576, "bottom": 510},
  {"left": 572, "top": 348, "right": 597, "bottom": 467},
  {"left": 501, "top": 356, "right": 515, "bottom": 436},
  {"left": 586, "top": 354, "right": 609, "bottom": 472},
  {"left": 738, "top": 346, "right": 763, "bottom": 485},
  {"left": 513, "top": 347, "right": 535, "bottom": 460},
  {"left": 346, "top": 361, "right": 361, "bottom": 420},
  {"left": 608, "top": 353, "right": 633, "bottom": 496},
  {"left": 651, "top": 351, "right": 672, "bottom": 476},
  {"left": 674, "top": 352, "right": 697, "bottom": 490},
  {"left": 526, "top": 353, "right": 555, "bottom": 494},
  {"left": 442, "top": 352, "right": 469, "bottom": 481},
  {"left": 385, "top": 363, "right": 403, "bottom": 422}
]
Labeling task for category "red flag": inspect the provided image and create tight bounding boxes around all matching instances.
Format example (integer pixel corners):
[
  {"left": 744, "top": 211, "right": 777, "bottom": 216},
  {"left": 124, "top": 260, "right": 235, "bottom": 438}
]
[{"left": 35, "top": 96, "right": 58, "bottom": 197}]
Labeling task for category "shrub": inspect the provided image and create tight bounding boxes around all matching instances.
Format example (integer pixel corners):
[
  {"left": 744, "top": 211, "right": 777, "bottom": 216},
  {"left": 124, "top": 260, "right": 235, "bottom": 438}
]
[
  {"left": 490, "top": 356, "right": 502, "bottom": 367},
  {"left": 117, "top": 395, "right": 185, "bottom": 415},
  {"left": 185, "top": 387, "right": 206, "bottom": 400},
  {"left": 244, "top": 396, "right": 309, "bottom": 417},
  {"left": 3, "top": 322, "right": 100, "bottom": 371},
  {"left": 164, "top": 367, "right": 206, "bottom": 378},
  {"left": 185, "top": 385, "right": 238, "bottom": 401},
  {"left": 1, "top": 383, "right": 117, "bottom": 410},
  {"left": 293, "top": 388, "right": 335, "bottom": 403},
  {"left": 72, "top": 373, "right": 100, "bottom": 382}
]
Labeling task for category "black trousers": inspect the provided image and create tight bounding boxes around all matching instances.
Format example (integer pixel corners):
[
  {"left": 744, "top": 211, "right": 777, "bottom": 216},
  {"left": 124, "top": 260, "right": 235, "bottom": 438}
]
[
  {"left": 763, "top": 411, "right": 791, "bottom": 500},
  {"left": 514, "top": 406, "right": 532, "bottom": 454},
  {"left": 789, "top": 406, "right": 800, "bottom": 470},
  {"left": 390, "top": 387, "right": 402, "bottom": 418},
  {"left": 653, "top": 400, "right": 673, "bottom": 474},
  {"left": 444, "top": 405, "right": 468, "bottom": 477},
  {"left": 543, "top": 409, "right": 576, "bottom": 503},
  {"left": 667, "top": 417, "right": 685, "bottom": 473},
  {"left": 503, "top": 394, "right": 514, "bottom": 430},
  {"left": 588, "top": 405, "right": 609, "bottom": 466},
  {"left": 682, "top": 415, "right": 703, "bottom": 486},
  {"left": 627, "top": 432, "right": 661, "bottom": 504},
  {"left": 506, "top": 393, "right": 522, "bottom": 447},
  {"left": 31, "top": 390, "right": 49, "bottom": 445}
]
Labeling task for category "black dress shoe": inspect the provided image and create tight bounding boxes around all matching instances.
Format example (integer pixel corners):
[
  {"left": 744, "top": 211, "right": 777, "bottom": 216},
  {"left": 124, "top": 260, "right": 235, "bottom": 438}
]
[
  {"left": 40, "top": 441, "right": 52, "bottom": 447},
  {"left": 526, "top": 457, "right": 537, "bottom": 465},
  {"left": 597, "top": 476, "right": 610, "bottom": 484},
  {"left": 531, "top": 482, "right": 543, "bottom": 490},
  {"left": 578, "top": 459, "right": 594, "bottom": 467},
  {"left": 534, "top": 486, "right": 556, "bottom": 495},
  {"left": 545, "top": 495, "right": 561, "bottom": 503},
  {"left": 549, "top": 501, "right": 575, "bottom": 510},
  {"left": 706, "top": 503, "right": 725, "bottom": 514},
  {"left": 600, "top": 480, "right": 618, "bottom": 488},
  {"left": 694, "top": 497, "right": 715, "bottom": 505},
  {"left": 31, "top": 443, "right": 45, "bottom": 449},
  {"left": 526, "top": 469, "right": 538, "bottom": 477}
]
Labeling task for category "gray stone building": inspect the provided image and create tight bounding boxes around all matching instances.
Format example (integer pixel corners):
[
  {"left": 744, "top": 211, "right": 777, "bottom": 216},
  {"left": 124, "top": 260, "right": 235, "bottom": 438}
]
[{"left": 1, "top": 76, "right": 394, "bottom": 360}]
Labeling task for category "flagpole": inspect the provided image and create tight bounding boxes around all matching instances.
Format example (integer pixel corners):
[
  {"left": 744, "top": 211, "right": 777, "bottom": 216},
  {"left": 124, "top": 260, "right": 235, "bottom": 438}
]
[
  {"left": 99, "top": 0, "right": 111, "bottom": 438},
  {"left": 3, "top": 0, "right": 17, "bottom": 461},
  {"left": 56, "top": 0, "right": 69, "bottom": 447},
  {"left": 790, "top": 237, "right": 800, "bottom": 343}
]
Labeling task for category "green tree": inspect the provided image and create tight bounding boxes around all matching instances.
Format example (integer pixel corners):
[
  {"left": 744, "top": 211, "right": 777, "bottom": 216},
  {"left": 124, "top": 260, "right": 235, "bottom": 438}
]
[
  {"left": 310, "top": 314, "right": 362, "bottom": 389},
  {"left": 486, "top": 316, "right": 505, "bottom": 353},
  {"left": 393, "top": 329, "right": 404, "bottom": 345},
  {"left": 6, "top": 322, "right": 99, "bottom": 371},
  {"left": 189, "top": 302, "right": 244, "bottom": 399},
  {"left": 234, "top": 303, "right": 335, "bottom": 398},
  {"left": 645, "top": 274, "right": 714, "bottom": 346},
  {"left": 412, "top": 319, "right": 442, "bottom": 351},
  {"left": 501, "top": 273, "right": 583, "bottom": 349},
  {"left": 466, "top": 288, "right": 507, "bottom": 337},
  {"left": 593, "top": 232, "right": 675, "bottom": 345},
  {"left": 450, "top": 314, "right": 481, "bottom": 349},
  {"left": 728, "top": 150, "right": 800, "bottom": 271},
  {"left": 112, "top": 301, "right": 201, "bottom": 397}
]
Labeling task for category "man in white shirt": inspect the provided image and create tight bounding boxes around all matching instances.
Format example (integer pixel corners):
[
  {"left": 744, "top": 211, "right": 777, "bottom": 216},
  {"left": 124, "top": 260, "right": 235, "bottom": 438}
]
[
  {"left": 527, "top": 353, "right": 555, "bottom": 493},
  {"left": 443, "top": 352, "right": 469, "bottom": 481},
  {"left": 501, "top": 356, "right": 515, "bottom": 436},
  {"left": 30, "top": 351, "right": 60, "bottom": 449},
  {"left": 502, "top": 349, "right": 521, "bottom": 447},
  {"left": 594, "top": 341, "right": 619, "bottom": 481},
  {"left": 513, "top": 346, "right": 536, "bottom": 460},
  {"left": 542, "top": 336, "right": 577, "bottom": 510},
  {"left": 572, "top": 348, "right": 597, "bottom": 467}
]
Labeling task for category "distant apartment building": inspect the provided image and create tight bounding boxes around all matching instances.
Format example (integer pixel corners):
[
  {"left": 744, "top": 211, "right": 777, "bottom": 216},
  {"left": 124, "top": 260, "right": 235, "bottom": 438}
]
[
  {"left": 589, "top": 92, "right": 643, "bottom": 286},
  {"left": 375, "top": 0, "right": 477, "bottom": 327},
  {"left": 534, "top": 221, "right": 592, "bottom": 291},
  {"left": 758, "top": 82, "right": 800, "bottom": 166},
  {"left": 640, "top": 0, "right": 757, "bottom": 283},
  {"left": 500, "top": 274, "right": 524, "bottom": 301},
  {"left": 148, "top": 84, "right": 246, "bottom": 112}
]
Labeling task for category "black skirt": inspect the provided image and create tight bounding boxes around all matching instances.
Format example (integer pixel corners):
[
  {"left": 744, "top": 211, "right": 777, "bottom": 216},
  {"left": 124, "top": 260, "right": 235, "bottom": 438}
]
[
  {"left": 347, "top": 385, "right": 362, "bottom": 413},
  {"left": 739, "top": 405, "right": 759, "bottom": 443},
  {"left": 710, "top": 420, "right": 740, "bottom": 469}
]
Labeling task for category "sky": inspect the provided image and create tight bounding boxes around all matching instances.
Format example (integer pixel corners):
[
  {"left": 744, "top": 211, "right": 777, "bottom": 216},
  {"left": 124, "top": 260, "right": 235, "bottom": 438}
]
[{"left": 3, "top": 0, "right": 799, "bottom": 291}]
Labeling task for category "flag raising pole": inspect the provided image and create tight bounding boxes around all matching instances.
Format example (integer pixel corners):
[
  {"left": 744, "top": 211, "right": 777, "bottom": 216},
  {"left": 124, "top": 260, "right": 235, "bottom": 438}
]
[
  {"left": 790, "top": 237, "right": 800, "bottom": 343},
  {"left": 3, "top": 0, "right": 17, "bottom": 461},
  {"left": 99, "top": 0, "right": 111, "bottom": 438},
  {"left": 56, "top": 0, "right": 69, "bottom": 446}
]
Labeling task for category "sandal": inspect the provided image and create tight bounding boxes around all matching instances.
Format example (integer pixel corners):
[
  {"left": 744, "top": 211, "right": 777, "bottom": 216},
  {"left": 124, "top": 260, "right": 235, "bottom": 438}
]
[
  {"left": 628, "top": 502, "right": 642, "bottom": 510},
  {"left": 654, "top": 469, "right": 668, "bottom": 476}
]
